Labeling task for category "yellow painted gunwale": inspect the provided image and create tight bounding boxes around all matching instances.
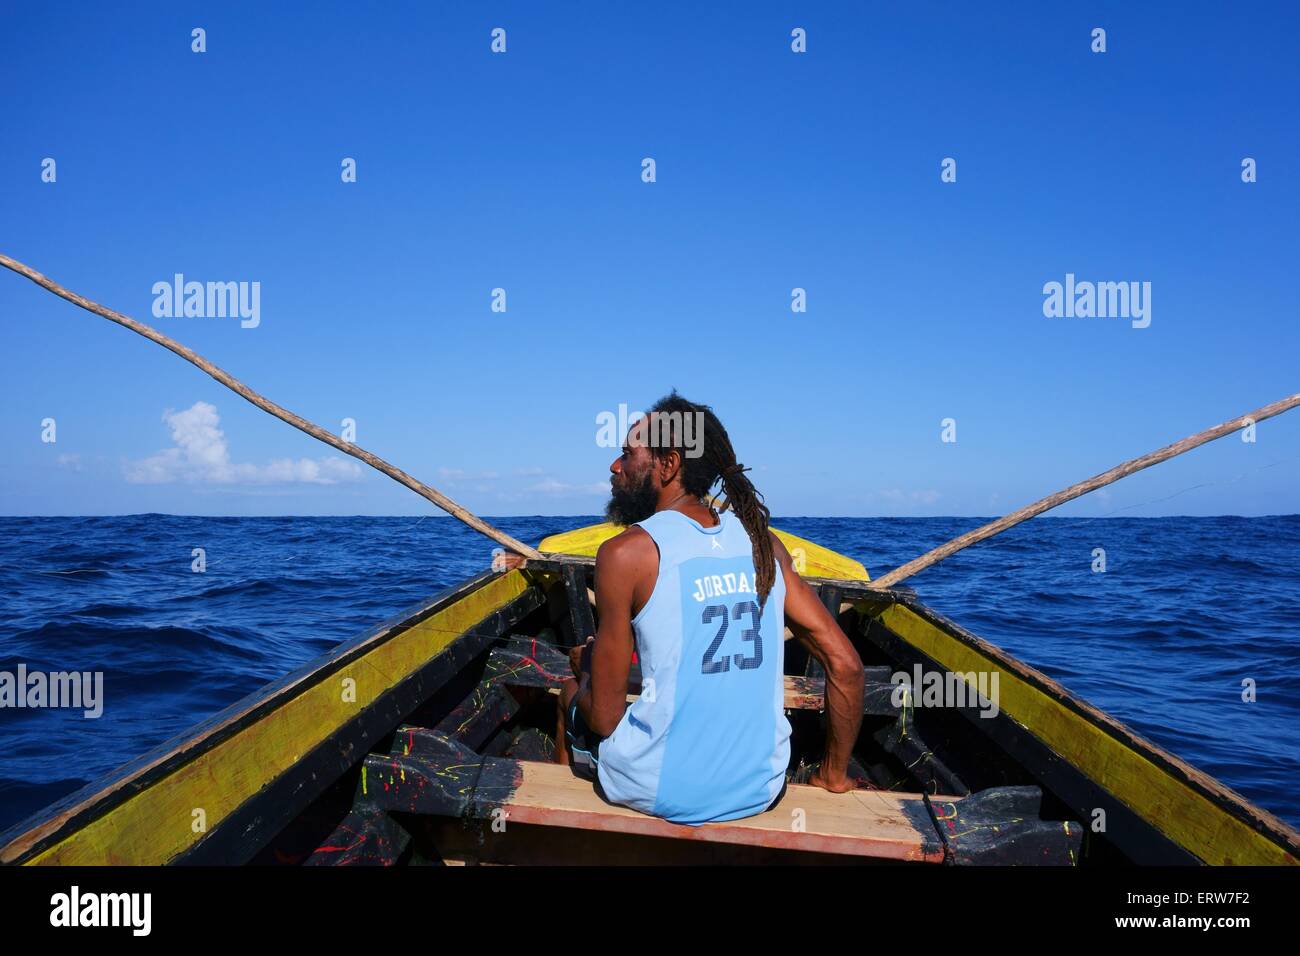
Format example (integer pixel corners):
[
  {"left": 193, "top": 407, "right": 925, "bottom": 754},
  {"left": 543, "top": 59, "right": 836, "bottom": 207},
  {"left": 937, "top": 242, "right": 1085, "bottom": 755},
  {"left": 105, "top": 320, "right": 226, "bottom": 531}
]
[
  {"left": 540, "top": 522, "right": 870, "bottom": 581},
  {"left": 13, "top": 571, "right": 529, "bottom": 865},
  {"left": 879, "top": 603, "right": 1299, "bottom": 866}
]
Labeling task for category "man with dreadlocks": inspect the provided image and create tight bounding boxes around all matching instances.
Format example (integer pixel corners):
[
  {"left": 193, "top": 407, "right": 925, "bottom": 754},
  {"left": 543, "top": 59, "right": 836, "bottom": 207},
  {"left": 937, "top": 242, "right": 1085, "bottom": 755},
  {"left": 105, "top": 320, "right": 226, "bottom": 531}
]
[{"left": 558, "top": 392, "right": 866, "bottom": 825}]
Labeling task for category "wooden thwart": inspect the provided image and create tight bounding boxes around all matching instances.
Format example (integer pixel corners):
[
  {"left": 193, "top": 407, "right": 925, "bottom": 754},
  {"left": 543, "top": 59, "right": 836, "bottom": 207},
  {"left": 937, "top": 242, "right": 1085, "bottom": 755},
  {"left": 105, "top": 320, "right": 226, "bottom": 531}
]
[
  {"left": 364, "top": 743, "right": 949, "bottom": 862},
  {"left": 499, "top": 760, "right": 948, "bottom": 861},
  {"left": 360, "top": 728, "right": 1080, "bottom": 865},
  {"left": 486, "top": 636, "right": 900, "bottom": 713},
  {"left": 541, "top": 675, "right": 894, "bottom": 713}
]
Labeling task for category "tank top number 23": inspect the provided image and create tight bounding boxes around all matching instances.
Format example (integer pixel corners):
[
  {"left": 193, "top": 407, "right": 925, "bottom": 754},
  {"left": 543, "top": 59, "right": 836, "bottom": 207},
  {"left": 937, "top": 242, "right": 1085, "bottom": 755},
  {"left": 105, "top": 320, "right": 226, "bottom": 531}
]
[{"left": 700, "top": 602, "right": 763, "bottom": 673}]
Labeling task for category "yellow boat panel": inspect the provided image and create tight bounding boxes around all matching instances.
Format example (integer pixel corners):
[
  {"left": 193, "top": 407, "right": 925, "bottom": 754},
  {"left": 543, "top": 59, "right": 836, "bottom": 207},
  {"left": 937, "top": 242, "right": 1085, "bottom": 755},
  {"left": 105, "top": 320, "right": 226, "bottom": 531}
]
[
  {"left": 880, "top": 604, "right": 1298, "bottom": 866},
  {"left": 540, "top": 522, "right": 870, "bottom": 581},
  {"left": 18, "top": 571, "right": 530, "bottom": 865}
]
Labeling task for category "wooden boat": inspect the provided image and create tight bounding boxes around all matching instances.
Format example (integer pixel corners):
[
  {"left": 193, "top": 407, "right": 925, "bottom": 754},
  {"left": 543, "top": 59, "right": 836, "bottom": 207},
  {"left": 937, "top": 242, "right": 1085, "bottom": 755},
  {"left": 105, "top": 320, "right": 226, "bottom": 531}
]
[{"left": 2, "top": 522, "right": 1297, "bottom": 867}]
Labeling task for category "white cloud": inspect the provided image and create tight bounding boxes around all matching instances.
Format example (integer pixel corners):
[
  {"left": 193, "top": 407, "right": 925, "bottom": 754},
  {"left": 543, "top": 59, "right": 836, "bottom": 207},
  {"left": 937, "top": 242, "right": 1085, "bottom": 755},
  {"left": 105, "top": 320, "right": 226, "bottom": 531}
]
[
  {"left": 493, "top": 474, "right": 610, "bottom": 502},
  {"left": 526, "top": 477, "right": 609, "bottom": 497},
  {"left": 439, "top": 467, "right": 501, "bottom": 482},
  {"left": 56, "top": 453, "right": 83, "bottom": 472},
  {"left": 875, "top": 488, "right": 942, "bottom": 505},
  {"left": 124, "top": 402, "right": 362, "bottom": 485}
]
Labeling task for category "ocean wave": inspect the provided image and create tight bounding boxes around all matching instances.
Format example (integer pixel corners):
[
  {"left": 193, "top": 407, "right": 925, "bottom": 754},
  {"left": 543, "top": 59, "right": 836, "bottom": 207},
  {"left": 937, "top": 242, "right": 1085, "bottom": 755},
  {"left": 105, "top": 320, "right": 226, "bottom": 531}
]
[
  {"left": 6, "top": 620, "right": 266, "bottom": 662},
  {"left": 0, "top": 513, "right": 1296, "bottom": 834}
]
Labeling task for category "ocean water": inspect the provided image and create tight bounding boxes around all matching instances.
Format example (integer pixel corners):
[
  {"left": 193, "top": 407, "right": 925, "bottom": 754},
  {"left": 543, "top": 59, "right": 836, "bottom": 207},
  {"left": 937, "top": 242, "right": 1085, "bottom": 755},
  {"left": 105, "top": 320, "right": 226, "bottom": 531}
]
[{"left": 0, "top": 514, "right": 1297, "bottom": 837}]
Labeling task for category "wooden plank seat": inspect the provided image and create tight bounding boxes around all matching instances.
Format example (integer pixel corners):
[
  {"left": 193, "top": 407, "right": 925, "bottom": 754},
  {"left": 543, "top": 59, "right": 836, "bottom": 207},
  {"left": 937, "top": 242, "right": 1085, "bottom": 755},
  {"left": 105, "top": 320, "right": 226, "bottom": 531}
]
[
  {"left": 359, "top": 730, "right": 1081, "bottom": 864},
  {"left": 360, "top": 731, "right": 949, "bottom": 862},
  {"left": 479, "top": 760, "right": 951, "bottom": 862},
  {"left": 486, "top": 635, "right": 902, "bottom": 714}
]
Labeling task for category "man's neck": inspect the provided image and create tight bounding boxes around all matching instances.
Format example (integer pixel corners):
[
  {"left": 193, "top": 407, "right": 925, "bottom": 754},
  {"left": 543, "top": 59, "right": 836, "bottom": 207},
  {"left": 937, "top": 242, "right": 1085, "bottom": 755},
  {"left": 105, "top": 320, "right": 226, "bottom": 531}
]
[{"left": 655, "top": 490, "right": 719, "bottom": 528}]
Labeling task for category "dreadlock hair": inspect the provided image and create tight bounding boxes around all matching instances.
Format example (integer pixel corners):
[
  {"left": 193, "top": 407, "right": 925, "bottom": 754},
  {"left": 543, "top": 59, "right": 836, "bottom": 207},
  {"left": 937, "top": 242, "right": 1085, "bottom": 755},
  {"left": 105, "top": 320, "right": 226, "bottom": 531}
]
[{"left": 646, "top": 391, "right": 776, "bottom": 609}]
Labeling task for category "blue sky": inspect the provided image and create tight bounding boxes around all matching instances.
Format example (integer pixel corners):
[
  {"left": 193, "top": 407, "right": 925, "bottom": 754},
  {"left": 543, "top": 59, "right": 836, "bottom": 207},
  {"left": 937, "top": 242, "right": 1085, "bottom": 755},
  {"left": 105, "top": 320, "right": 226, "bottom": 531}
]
[{"left": 2, "top": 1, "right": 1297, "bottom": 517}]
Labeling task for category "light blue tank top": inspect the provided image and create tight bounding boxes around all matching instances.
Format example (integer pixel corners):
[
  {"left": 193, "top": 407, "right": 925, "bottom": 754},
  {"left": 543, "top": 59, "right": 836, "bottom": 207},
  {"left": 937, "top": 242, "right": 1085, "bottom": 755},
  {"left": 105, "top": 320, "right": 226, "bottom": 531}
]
[{"left": 596, "top": 508, "right": 790, "bottom": 825}]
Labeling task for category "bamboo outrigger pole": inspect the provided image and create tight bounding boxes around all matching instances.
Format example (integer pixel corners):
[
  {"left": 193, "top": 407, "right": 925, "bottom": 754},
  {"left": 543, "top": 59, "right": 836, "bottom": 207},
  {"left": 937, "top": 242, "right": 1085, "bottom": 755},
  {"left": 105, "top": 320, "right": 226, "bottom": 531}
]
[
  {"left": 0, "top": 253, "right": 543, "bottom": 561},
  {"left": 870, "top": 390, "right": 1300, "bottom": 589},
  {"left": 8, "top": 252, "right": 1295, "bottom": 585}
]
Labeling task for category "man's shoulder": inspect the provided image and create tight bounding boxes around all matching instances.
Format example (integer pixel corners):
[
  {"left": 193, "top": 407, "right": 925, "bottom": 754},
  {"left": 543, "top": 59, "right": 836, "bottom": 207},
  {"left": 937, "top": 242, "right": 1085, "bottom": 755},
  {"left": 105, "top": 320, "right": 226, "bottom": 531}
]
[
  {"left": 596, "top": 525, "right": 656, "bottom": 566},
  {"left": 595, "top": 527, "right": 659, "bottom": 601}
]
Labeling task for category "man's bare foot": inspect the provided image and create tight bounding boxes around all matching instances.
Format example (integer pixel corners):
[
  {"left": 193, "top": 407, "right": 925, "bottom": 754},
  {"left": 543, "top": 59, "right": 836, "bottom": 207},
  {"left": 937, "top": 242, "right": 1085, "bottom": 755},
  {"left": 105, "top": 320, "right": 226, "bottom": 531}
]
[{"left": 808, "top": 768, "right": 856, "bottom": 793}]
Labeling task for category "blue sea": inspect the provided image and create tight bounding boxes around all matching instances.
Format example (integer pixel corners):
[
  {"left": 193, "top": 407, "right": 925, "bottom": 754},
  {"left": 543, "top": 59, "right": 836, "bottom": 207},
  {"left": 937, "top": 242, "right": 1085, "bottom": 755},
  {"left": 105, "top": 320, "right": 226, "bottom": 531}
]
[{"left": 1, "top": 514, "right": 1297, "bottom": 837}]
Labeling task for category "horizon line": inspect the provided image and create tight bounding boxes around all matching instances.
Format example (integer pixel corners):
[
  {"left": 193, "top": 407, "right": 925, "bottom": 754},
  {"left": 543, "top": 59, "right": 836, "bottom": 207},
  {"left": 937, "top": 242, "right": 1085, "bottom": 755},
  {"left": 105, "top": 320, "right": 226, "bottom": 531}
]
[{"left": 2, "top": 513, "right": 1297, "bottom": 521}]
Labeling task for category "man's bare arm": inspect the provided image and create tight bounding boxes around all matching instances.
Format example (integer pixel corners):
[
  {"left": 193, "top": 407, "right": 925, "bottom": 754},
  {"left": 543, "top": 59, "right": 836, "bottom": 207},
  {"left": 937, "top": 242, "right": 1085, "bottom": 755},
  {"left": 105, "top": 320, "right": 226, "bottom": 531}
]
[
  {"left": 574, "top": 529, "right": 655, "bottom": 737},
  {"left": 773, "top": 534, "right": 865, "bottom": 792}
]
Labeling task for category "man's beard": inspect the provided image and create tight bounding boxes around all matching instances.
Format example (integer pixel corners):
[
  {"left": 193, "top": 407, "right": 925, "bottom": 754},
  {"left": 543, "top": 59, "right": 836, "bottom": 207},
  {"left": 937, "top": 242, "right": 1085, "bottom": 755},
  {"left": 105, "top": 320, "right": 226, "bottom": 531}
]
[{"left": 605, "top": 469, "right": 659, "bottom": 525}]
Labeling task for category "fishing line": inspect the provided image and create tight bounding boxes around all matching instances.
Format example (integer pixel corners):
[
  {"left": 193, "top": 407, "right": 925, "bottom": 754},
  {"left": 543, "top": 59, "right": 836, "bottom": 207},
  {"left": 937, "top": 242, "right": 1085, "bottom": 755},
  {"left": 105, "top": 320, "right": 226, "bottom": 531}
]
[{"left": 1066, "top": 453, "right": 1300, "bottom": 531}]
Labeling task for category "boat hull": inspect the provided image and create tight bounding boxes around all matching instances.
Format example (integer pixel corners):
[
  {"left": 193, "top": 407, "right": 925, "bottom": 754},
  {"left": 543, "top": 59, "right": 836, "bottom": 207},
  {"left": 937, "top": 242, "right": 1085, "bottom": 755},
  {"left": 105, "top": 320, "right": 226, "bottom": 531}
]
[{"left": 3, "top": 526, "right": 1296, "bottom": 866}]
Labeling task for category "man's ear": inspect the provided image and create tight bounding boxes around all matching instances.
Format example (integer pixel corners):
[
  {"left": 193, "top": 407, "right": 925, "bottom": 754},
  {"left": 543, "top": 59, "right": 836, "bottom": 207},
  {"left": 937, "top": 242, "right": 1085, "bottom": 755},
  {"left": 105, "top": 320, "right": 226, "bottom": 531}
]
[{"left": 657, "top": 449, "right": 683, "bottom": 485}]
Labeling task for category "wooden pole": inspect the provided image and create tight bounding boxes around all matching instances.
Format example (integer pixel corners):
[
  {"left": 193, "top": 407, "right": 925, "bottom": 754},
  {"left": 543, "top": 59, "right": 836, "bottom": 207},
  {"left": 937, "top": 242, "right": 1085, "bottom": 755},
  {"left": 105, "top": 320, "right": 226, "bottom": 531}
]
[
  {"left": 870, "top": 390, "right": 1300, "bottom": 589},
  {"left": 0, "top": 252, "right": 543, "bottom": 560}
]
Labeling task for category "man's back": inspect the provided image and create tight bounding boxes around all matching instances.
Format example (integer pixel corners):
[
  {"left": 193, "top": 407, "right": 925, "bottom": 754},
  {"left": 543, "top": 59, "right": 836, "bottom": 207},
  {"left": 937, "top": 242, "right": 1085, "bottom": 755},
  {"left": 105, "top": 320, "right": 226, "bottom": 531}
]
[{"left": 596, "top": 509, "right": 790, "bottom": 825}]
